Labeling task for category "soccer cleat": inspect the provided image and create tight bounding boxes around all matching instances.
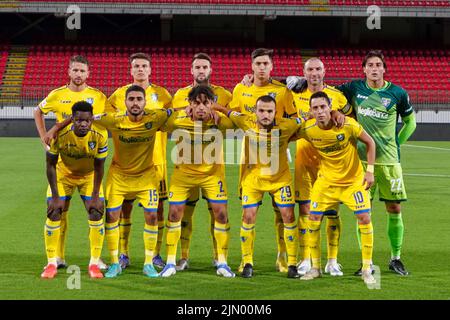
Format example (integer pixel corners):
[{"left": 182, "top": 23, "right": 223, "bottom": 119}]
[
  {"left": 216, "top": 264, "right": 236, "bottom": 278},
  {"left": 287, "top": 265, "right": 300, "bottom": 278},
  {"left": 105, "top": 263, "right": 122, "bottom": 278},
  {"left": 119, "top": 254, "right": 130, "bottom": 270},
  {"left": 241, "top": 263, "right": 253, "bottom": 278},
  {"left": 56, "top": 257, "right": 67, "bottom": 269},
  {"left": 98, "top": 258, "right": 108, "bottom": 271},
  {"left": 41, "top": 264, "right": 57, "bottom": 279},
  {"left": 389, "top": 259, "right": 409, "bottom": 276},
  {"left": 300, "top": 268, "right": 321, "bottom": 281},
  {"left": 354, "top": 263, "right": 375, "bottom": 276},
  {"left": 152, "top": 254, "right": 166, "bottom": 269},
  {"left": 297, "top": 259, "right": 312, "bottom": 276},
  {"left": 175, "top": 258, "right": 189, "bottom": 271},
  {"left": 324, "top": 262, "right": 344, "bottom": 276},
  {"left": 275, "top": 252, "right": 288, "bottom": 273},
  {"left": 362, "top": 269, "right": 377, "bottom": 285},
  {"left": 88, "top": 264, "right": 104, "bottom": 279},
  {"left": 160, "top": 264, "right": 177, "bottom": 278},
  {"left": 143, "top": 264, "right": 160, "bottom": 278}
]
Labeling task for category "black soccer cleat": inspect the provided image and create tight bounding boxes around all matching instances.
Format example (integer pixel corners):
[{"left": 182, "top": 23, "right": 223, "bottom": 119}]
[
  {"left": 241, "top": 263, "right": 253, "bottom": 278},
  {"left": 389, "top": 259, "right": 409, "bottom": 276},
  {"left": 354, "top": 263, "right": 375, "bottom": 276},
  {"left": 287, "top": 265, "right": 300, "bottom": 279}
]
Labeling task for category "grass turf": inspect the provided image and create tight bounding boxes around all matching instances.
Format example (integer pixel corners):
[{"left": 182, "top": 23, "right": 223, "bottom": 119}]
[{"left": 0, "top": 138, "right": 449, "bottom": 300}]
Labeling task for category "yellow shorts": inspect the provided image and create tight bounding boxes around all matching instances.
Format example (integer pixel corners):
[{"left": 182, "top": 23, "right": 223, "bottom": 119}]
[
  {"left": 105, "top": 166, "right": 159, "bottom": 213},
  {"left": 294, "top": 139, "right": 320, "bottom": 204},
  {"left": 168, "top": 168, "right": 227, "bottom": 205},
  {"left": 310, "top": 178, "right": 371, "bottom": 215},
  {"left": 241, "top": 170, "right": 295, "bottom": 209},
  {"left": 155, "top": 163, "right": 168, "bottom": 201},
  {"left": 46, "top": 170, "right": 104, "bottom": 201}
]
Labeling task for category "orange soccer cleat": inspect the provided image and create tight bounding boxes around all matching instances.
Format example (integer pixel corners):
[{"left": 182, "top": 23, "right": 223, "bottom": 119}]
[{"left": 41, "top": 264, "right": 58, "bottom": 279}]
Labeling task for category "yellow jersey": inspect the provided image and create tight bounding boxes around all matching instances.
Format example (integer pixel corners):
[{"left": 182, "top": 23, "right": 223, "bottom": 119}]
[
  {"left": 161, "top": 110, "right": 234, "bottom": 175},
  {"left": 229, "top": 111, "right": 302, "bottom": 180},
  {"left": 105, "top": 83, "right": 172, "bottom": 166},
  {"left": 48, "top": 126, "right": 108, "bottom": 177},
  {"left": 171, "top": 84, "right": 232, "bottom": 109},
  {"left": 38, "top": 85, "right": 107, "bottom": 135},
  {"left": 229, "top": 79, "right": 297, "bottom": 119},
  {"left": 95, "top": 109, "right": 170, "bottom": 176},
  {"left": 299, "top": 117, "right": 364, "bottom": 186}
]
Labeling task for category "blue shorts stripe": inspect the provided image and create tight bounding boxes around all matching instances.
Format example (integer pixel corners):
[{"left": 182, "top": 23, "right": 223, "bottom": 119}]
[
  {"left": 275, "top": 203, "right": 296, "bottom": 208},
  {"left": 143, "top": 207, "right": 158, "bottom": 213},
  {"left": 80, "top": 195, "right": 105, "bottom": 201},
  {"left": 310, "top": 210, "right": 324, "bottom": 215},
  {"left": 354, "top": 209, "right": 371, "bottom": 215},
  {"left": 106, "top": 205, "right": 122, "bottom": 213},
  {"left": 47, "top": 196, "right": 71, "bottom": 201},
  {"left": 205, "top": 198, "right": 228, "bottom": 204},
  {"left": 242, "top": 203, "right": 260, "bottom": 209},
  {"left": 169, "top": 200, "right": 189, "bottom": 205}
]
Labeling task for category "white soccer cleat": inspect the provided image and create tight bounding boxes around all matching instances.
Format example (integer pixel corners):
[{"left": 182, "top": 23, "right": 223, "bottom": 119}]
[
  {"left": 175, "top": 258, "right": 189, "bottom": 271},
  {"left": 98, "top": 258, "right": 108, "bottom": 270},
  {"left": 324, "top": 262, "right": 344, "bottom": 276},
  {"left": 216, "top": 264, "right": 236, "bottom": 278},
  {"left": 297, "top": 259, "right": 312, "bottom": 276},
  {"left": 160, "top": 264, "right": 177, "bottom": 278},
  {"left": 361, "top": 269, "right": 377, "bottom": 285},
  {"left": 300, "top": 268, "right": 321, "bottom": 281}
]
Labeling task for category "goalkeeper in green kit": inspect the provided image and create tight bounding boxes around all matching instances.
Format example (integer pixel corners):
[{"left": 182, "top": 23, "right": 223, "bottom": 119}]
[{"left": 286, "top": 50, "right": 416, "bottom": 276}]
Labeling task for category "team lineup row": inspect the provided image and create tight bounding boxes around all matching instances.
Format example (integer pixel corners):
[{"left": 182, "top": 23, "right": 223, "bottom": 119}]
[{"left": 34, "top": 48, "right": 416, "bottom": 284}]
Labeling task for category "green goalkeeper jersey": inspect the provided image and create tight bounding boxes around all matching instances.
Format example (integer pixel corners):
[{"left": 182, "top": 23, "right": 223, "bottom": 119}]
[{"left": 337, "top": 79, "right": 414, "bottom": 165}]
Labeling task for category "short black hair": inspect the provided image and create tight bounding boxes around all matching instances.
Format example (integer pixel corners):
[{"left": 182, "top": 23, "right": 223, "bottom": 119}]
[
  {"left": 125, "top": 85, "right": 146, "bottom": 98},
  {"left": 251, "top": 48, "right": 274, "bottom": 61},
  {"left": 255, "top": 95, "right": 276, "bottom": 108},
  {"left": 309, "top": 91, "right": 331, "bottom": 106},
  {"left": 69, "top": 55, "right": 89, "bottom": 67},
  {"left": 72, "top": 101, "right": 93, "bottom": 115},
  {"left": 362, "top": 50, "right": 387, "bottom": 69},
  {"left": 129, "top": 52, "right": 151, "bottom": 64},
  {"left": 191, "top": 52, "right": 212, "bottom": 65},
  {"left": 188, "top": 85, "right": 215, "bottom": 102}
]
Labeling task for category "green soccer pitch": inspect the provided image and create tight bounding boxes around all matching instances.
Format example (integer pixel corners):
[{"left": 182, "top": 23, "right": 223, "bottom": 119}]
[{"left": 0, "top": 138, "right": 449, "bottom": 300}]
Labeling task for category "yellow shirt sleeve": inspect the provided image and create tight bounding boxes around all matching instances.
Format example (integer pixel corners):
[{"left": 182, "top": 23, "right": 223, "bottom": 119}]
[
  {"left": 282, "top": 89, "right": 297, "bottom": 118},
  {"left": 38, "top": 90, "right": 58, "bottom": 115},
  {"left": 95, "top": 133, "right": 108, "bottom": 160},
  {"left": 229, "top": 111, "right": 251, "bottom": 131},
  {"left": 229, "top": 84, "right": 242, "bottom": 111},
  {"left": 346, "top": 117, "right": 363, "bottom": 138}
]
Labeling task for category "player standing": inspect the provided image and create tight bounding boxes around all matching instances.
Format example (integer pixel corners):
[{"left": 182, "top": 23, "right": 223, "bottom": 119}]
[{"left": 41, "top": 101, "right": 107, "bottom": 279}]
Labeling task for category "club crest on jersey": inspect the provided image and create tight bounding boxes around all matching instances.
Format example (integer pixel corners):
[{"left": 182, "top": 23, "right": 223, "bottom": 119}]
[
  {"left": 86, "top": 98, "right": 94, "bottom": 105},
  {"left": 145, "top": 122, "right": 153, "bottom": 129},
  {"left": 88, "top": 141, "right": 97, "bottom": 150},
  {"left": 336, "top": 134, "right": 345, "bottom": 141},
  {"left": 268, "top": 92, "right": 277, "bottom": 99},
  {"left": 151, "top": 93, "right": 158, "bottom": 102},
  {"left": 381, "top": 98, "right": 391, "bottom": 107}
]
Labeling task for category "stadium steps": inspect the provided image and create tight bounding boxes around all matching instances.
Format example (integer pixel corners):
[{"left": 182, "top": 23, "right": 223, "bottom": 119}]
[{"left": 0, "top": 45, "right": 29, "bottom": 105}]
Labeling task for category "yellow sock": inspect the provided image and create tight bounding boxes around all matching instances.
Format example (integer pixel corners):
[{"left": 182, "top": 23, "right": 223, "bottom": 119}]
[
  {"left": 214, "top": 221, "right": 230, "bottom": 265},
  {"left": 359, "top": 222, "right": 374, "bottom": 271},
  {"left": 326, "top": 215, "right": 341, "bottom": 260},
  {"left": 180, "top": 204, "right": 194, "bottom": 259},
  {"left": 208, "top": 204, "right": 218, "bottom": 261},
  {"left": 298, "top": 214, "right": 310, "bottom": 260},
  {"left": 105, "top": 221, "right": 120, "bottom": 264},
  {"left": 283, "top": 222, "right": 299, "bottom": 266},
  {"left": 44, "top": 219, "right": 61, "bottom": 265},
  {"left": 155, "top": 219, "right": 165, "bottom": 256},
  {"left": 240, "top": 222, "right": 255, "bottom": 265},
  {"left": 119, "top": 217, "right": 132, "bottom": 256},
  {"left": 56, "top": 211, "right": 68, "bottom": 260},
  {"left": 273, "top": 206, "right": 286, "bottom": 255},
  {"left": 143, "top": 224, "right": 158, "bottom": 265},
  {"left": 308, "top": 219, "right": 322, "bottom": 269},
  {"left": 88, "top": 220, "right": 105, "bottom": 265},
  {"left": 166, "top": 221, "right": 181, "bottom": 265}
]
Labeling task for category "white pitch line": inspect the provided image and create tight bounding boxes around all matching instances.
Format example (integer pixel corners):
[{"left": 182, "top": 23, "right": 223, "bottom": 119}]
[
  {"left": 404, "top": 173, "right": 450, "bottom": 178},
  {"left": 403, "top": 144, "right": 450, "bottom": 151}
]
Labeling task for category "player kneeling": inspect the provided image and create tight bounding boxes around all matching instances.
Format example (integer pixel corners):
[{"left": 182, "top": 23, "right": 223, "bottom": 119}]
[
  {"left": 42, "top": 101, "right": 107, "bottom": 279},
  {"left": 298, "top": 92, "right": 376, "bottom": 285}
]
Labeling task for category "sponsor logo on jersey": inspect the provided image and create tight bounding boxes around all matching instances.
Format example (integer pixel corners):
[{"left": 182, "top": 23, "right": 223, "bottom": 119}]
[
  {"left": 60, "top": 100, "right": 72, "bottom": 104},
  {"left": 357, "top": 106, "right": 389, "bottom": 119},
  {"left": 357, "top": 94, "right": 368, "bottom": 100},
  {"left": 86, "top": 98, "right": 94, "bottom": 105},
  {"left": 381, "top": 98, "right": 391, "bottom": 108},
  {"left": 336, "top": 134, "right": 345, "bottom": 141},
  {"left": 145, "top": 122, "right": 153, "bottom": 129},
  {"left": 88, "top": 141, "right": 97, "bottom": 150},
  {"left": 242, "top": 93, "right": 253, "bottom": 97}
]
